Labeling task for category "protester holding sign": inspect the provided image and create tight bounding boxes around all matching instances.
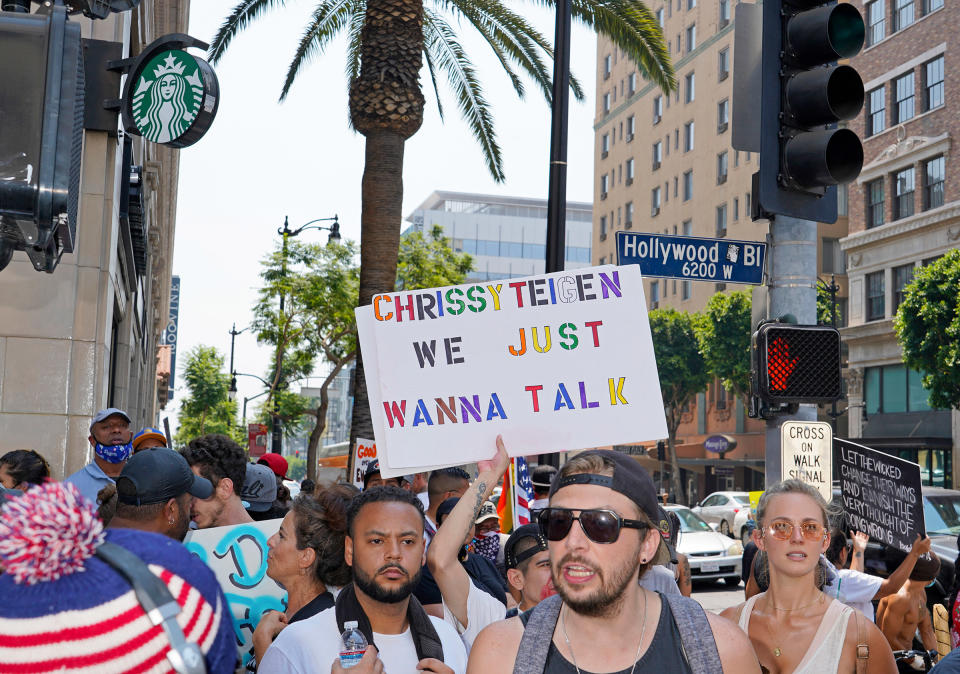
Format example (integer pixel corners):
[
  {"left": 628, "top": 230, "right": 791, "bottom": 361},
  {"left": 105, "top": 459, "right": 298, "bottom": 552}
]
[{"left": 722, "top": 480, "right": 895, "bottom": 673}]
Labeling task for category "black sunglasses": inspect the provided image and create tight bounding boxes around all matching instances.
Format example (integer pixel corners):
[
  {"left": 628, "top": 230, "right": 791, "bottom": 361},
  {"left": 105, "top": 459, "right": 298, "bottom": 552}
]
[{"left": 537, "top": 507, "right": 649, "bottom": 544}]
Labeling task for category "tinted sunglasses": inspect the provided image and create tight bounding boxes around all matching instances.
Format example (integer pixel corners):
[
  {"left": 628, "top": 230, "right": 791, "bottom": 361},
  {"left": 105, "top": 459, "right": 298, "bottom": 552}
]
[
  {"left": 766, "top": 519, "right": 826, "bottom": 542},
  {"left": 537, "top": 507, "right": 649, "bottom": 544}
]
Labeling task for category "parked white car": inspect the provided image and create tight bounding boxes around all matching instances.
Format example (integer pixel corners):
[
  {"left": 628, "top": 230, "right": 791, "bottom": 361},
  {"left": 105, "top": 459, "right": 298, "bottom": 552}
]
[
  {"left": 666, "top": 505, "right": 743, "bottom": 586},
  {"left": 692, "top": 491, "right": 751, "bottom": 538}
]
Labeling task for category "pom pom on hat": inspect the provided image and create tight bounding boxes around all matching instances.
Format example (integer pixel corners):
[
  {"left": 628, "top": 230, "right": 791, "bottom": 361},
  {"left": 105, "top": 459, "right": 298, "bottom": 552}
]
[{"left": 0, "top": 481, "right": 104, "bottom": 585}]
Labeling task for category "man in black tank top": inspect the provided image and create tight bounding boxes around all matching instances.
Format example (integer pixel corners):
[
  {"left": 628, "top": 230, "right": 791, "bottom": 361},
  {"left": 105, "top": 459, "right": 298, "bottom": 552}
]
[{"left": 467, "top": 448, "right": 761, "bottom": 673}]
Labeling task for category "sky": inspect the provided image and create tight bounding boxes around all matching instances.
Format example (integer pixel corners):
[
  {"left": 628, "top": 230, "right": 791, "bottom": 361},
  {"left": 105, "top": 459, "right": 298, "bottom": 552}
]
[{"left": 168, "top": 1, "right": 599, "bottom": 431}]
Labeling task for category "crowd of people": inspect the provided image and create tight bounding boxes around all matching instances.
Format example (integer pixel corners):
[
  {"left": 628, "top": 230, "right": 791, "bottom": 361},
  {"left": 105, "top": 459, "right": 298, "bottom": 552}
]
[{"left": 1, "top": 406, "right": 960, "bottom": 673}]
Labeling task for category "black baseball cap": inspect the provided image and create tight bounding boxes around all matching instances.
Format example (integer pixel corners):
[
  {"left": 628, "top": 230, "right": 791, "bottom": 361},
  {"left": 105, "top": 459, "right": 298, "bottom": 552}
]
[
  {"left": 436, "top": 496, "right": 460, "bottom": 525},
  {"left": 549, "top": 449, "right": 670, "bottom": 565},
  {"left": 116, "top": 448, "right": 213, "bottom": 506},
  {"left": 505, "top": 523, "right": 548, "bottom": 570},
  {"left": 655, "top": 506, "right": 681, "bottom": 565},
  {"left": 531, "top": 465, "right": 557, "bottom": 489}
]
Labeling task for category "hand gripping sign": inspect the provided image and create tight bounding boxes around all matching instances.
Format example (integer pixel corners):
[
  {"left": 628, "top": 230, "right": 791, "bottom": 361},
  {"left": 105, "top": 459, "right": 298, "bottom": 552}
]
[{"left": 356, "top": 264, "right": 668, "bottom": 475}]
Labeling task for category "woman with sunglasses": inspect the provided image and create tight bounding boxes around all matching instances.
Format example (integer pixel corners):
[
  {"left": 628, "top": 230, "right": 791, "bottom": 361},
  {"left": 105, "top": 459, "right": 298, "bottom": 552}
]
[{"left": 721, "top": 480, "right": 895, "bottom": 673}]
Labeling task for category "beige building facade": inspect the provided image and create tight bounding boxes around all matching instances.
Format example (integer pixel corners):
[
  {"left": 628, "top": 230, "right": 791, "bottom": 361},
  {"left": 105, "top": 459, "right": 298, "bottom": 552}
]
[
  {"left": 592, "top": 0, "right": 849, "bottom": 504},
  {"left": 0, "top": 1, "right": 186, "bottom": 479}
]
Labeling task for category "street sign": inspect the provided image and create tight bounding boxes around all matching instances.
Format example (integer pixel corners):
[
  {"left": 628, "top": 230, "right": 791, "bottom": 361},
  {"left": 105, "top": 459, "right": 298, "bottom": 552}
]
[
  {"left": 781, "top": 420, "right": 832, "bottom": 502},
  {"left": 616, "top": 232, "right": 766, "bottom": 284}
]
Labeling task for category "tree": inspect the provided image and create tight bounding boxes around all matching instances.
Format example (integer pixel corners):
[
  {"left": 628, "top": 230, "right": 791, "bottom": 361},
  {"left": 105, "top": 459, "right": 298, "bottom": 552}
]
[
  {"left": 209, "top": 0, "right": 675, "bottom": 456},
  {"left": 695, "top": 290, "right": 752, "bottom": 404},
  {"left": 894, "top": 250, "right": 960, "bottom": 410},
  {"left": 649, "top": 308, "right": 711, "bottom": 505},
  {"left": 175, "top": 346, "right": 243, "bottom": 446},
  {"left": 817, "top": 282, "right": 843, "bottom": 326},
  {"left": 396, "top": 224, "right": 474, "bottom": 291}
]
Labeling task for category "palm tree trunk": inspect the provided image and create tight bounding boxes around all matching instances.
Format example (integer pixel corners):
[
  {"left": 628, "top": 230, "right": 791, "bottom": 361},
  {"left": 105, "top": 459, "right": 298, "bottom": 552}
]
[{"left": 347, "top": 0, "right": 425, "bottom": 469}]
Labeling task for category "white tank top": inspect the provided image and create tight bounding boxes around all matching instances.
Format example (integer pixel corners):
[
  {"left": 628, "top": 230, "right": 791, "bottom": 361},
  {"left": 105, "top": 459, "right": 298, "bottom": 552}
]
[{"left": 738, "top": 594, "right": 852, "bottom": 673}]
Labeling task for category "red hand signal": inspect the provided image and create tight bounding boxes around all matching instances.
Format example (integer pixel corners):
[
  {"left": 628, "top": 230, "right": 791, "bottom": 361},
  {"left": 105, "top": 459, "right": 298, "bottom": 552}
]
[{"left": 767, "top": 337, "right": 798, "bottom": 392}]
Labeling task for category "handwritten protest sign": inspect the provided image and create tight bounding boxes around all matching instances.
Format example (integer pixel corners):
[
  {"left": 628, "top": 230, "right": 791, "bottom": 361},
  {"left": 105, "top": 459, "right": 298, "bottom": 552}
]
[
  {"left": 184, "top": 520, "right": 285, "bottom": 668},
  {"left": 837, "top": 439, "right": 925, "bottom": 554},
  {"left": 356, "top": 264, "right": 668, "bottom": 474},
  {"left": 353, "top": 438, "right": 377, "bottom": 488}
]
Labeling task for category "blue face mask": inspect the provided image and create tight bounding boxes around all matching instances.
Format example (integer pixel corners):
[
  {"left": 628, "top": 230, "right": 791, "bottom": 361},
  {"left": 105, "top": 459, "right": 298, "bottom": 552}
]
[
  {"left": 94, "top": 441, "right": 133, "bottom": 464},
  {"left": 927, "top": 579, "right": 938, "bottom": 588}
]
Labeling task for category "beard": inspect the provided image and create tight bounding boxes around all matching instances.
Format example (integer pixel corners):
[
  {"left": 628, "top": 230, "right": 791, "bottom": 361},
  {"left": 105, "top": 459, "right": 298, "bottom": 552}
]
[
  {"left": 353, "top": 563, "right": 423, "bottom": 604},
  {"left": 552, "top": 551, "right": 642, "bottom": 618}
]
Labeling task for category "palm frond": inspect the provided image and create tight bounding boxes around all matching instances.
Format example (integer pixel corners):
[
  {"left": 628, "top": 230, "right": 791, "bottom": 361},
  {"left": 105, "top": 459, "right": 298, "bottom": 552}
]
[
  {"left": 423, "top": 8, "right": 505, "bottom": 182},
  {"left": 280, "top": 0, "right": 361, "bottom": 101},
  {"left": 208, "top": 0, "right": 286, "bottom": 65},
  {"left": 344, "top": 4, "right": 365, "bottom": 96},
  {"left": 420, "top": 34, "right": 447, "bottom": 121}
]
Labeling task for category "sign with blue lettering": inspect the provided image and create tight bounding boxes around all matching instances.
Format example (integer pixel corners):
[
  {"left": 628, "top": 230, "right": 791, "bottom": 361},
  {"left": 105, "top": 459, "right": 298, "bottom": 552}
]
[{"left": 616, "top": 232, "right": 766, "bottom": 285}]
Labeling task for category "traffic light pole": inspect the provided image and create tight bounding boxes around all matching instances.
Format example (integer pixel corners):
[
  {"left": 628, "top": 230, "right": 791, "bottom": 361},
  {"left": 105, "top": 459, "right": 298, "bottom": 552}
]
[{"left": 764, "top": 214, "right": 819, "bottom": 486}]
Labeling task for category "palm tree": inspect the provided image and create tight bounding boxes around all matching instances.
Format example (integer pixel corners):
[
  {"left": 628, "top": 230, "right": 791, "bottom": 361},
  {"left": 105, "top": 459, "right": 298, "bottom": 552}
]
[{"left": 209, "top": 0, "right": 675, "bottom": 448}]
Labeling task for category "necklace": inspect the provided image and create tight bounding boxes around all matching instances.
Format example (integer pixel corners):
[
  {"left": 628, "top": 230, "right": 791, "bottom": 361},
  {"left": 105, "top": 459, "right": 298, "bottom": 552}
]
[
  {"left": 760, "top": 593, "right": 824, "bottom": 657},
  {"left": 561, "top": 590, "right": 648, "bottom": 674}
]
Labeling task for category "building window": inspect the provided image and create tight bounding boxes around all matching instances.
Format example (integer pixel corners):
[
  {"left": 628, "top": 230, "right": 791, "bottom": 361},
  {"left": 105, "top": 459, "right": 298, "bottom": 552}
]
[
  {"left": 717, "top": 151, "right": 728, "bottom": 184},
  {"left": 717, "top": 99, "right": 729, "bottom": 132},
  {"left": 651, "top": 281, "right": 660, "bottom": 307},
  {"left": 893, "top": 264, "right": 915, "bottom": 312},
  {"left": 625, "top": 201, "right": 634, "bottom": 226},
  {"left": 652, "top": 142, "right": 662, "bottom": 170},
  {"left": 867, "top": 178, "right": 885, "bottom": 228},
  {"left": 674, "top": 176, "right": 679, "bottom": 198},
  {"left": 656, "top": 7, "right": 664, "bottom": 27},
  {"left": 683, "top": 121, "right": 695, "bottom": 152},
  {"left": 866, "top": 0, "right": 885, "bottom": 45},
  {"left": 719, "top": 0, "right": 730, "bottom": 27},
  {"left": 715, "top": 203, "right": 727, "bottom": 237},
  {"left": 628, "top": 72, "right": 637, "bottom": 96},
  {"left": 718, "top": 47, "right": 730, "bottom": 81},
  {"left": 686, "top": 24, "right": 696, "bottom": 52},
  {"left": 733, "top": 196, "right": 739, "bottom": 221},
  {"left": 925, "top": 0, "right": 943, "bottom": 12},
  {"left": 652, "top": 187, "right": 662, "bottom": 216},
  {"left": 822, "top": 238, "right": 846, "bottom": 274},
  {"left": 866, "top": 271, "right": 885, "bottom": 321},
  {"left": 626, "top": 158, "right": 635, "bottom": 181},
  {"left": 924, "top": 156, "right": 944, "bottom": 209},
  {"left": 865, "top": 365, "right": 932, "bottom": 414},
  {"left": 894, "top": 72, "right": 914, "bottom": 123},
  {"left": 600, "top": 215, "right": 607, "bottom": 237},
  {"left": 687, "top": 0, "right": 696, "bottom": 9},
  {"left": 683, "top": 170, "right": 693, "bottom": 201},
  {"left": 867, "top": 87, "right": 885, "bottom": 136},
  {"left": 653, "top": 95, "right": 663, "bottom": 124},
  {"left": 601, "top": 133, "right": 610, "bottom": 154},
  {"left": 925, "top": 56, "right": 944, "bottom": 111},
  {"left": 601, "top": 174, "right": 609, "bottom": 195},
  {"left": 893, "top": 167, "right": 915, "bottom": 220},
  {"left": 894, "top": 0, "right": 914, "bottom": 31},
  {"left": 684, "top": 72, "right": 695, "bottom": 103},
  {"left": 838, "top": 183, "right": 848, "bottom": 216},
  {"left": 603, "top": 92, "right": 611, "bottom": 114},
  {"left": 604, "top": 54, "right": 612, "bottom": 78},
  {"left": 627, "top": 115, "right": 636, "bottom": 139}
]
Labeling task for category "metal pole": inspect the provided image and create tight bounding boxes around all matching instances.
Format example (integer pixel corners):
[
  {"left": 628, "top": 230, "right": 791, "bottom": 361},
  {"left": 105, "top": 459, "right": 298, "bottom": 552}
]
[
  {"left": 273, "top": 217, "right": 289, "bottom": 454},
  {"left": 228, "top": 323, "right": 239, "bottom": 376},
  {"left": 541, "top": 0, "right": 572, "bottom": 469},
  {"left": 764, "top": 215, "right": 818, "bottom": 487}
]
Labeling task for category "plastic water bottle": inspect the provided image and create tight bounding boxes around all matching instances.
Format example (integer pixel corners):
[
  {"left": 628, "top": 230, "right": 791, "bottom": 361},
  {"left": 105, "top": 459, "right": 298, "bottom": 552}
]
[{"left": 339, "top": 621, "right": 367, "bottom": 669}]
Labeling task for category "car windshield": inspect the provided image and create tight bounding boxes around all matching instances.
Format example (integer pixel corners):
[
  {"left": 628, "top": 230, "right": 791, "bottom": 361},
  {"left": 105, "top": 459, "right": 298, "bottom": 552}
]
[
  {"left": 924, "top": 494, "right": 960, "bottom": 535},
  {"left": 670, "top": 507, "right": 714, "bottom": 533},
  {"left": 734, "top": 494, "right": 750, "bottom": 505}
]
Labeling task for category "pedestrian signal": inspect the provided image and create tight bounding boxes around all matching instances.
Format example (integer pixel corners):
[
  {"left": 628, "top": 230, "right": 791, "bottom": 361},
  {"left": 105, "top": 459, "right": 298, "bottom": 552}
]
[{"left": 752, "top": 324, "right": 842, "bottom": 403}]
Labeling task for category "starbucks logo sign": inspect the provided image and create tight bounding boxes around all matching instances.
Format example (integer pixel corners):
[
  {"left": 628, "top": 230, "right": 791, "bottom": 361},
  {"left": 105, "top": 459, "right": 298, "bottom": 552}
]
[{"left": 121, "top": 37, "right": 219, "bottom": 148}]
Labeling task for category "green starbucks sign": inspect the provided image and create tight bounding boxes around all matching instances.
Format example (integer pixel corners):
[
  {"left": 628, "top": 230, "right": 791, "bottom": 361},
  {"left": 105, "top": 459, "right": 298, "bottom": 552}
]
[{"left": 121, "top": 35, "right": 219, "bottom": 148}]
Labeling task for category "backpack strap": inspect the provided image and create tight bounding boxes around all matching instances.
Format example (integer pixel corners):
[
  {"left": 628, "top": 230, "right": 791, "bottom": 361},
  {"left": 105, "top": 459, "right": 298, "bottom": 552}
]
[
  {"left": 663, "top": 593, "right": 723, "bottom": 674},
  {"left": 512, "top": 595, "right": 562, "bottom": 674},
  {"left": 855, "top": 610, "right": 869, "bottom": 674}
]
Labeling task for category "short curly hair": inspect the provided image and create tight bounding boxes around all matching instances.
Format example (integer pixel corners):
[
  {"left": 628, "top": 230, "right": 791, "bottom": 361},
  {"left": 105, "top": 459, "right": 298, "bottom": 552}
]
[
  {"left": 293, "top": 484, "right": 354, "bottom": 587},
  {"left": 181, "top": 434, "right": 246, "bottom": 496},
  {"left": 346, "top": 485, "right": 424, "bottom": 537}
]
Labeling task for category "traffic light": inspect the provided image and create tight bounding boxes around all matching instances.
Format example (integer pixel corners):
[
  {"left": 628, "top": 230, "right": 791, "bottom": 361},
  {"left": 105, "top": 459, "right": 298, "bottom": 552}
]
[
  {"left": 752, "top": 323, "right": 842, "bottom": 405},
  {"left": 0, "top": 6, "right": 84, "bottom": 273},
  {"left": 656, "top": 440, "right": 666, "bottom": 462},
  {"left": 755, "top": 0, "right": 866, "bottom": 223}
]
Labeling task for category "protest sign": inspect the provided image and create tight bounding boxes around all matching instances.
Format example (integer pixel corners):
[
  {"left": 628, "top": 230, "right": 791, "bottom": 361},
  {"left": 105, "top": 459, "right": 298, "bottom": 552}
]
[
  {"left": 356, "top": 264, "right": 668, "bottom": 473},
  {"left": 184, "top": 519, "right": 285, "bottom": 668},
  {"left": 837, "top": 439, "right": 924, "bottom": 554},
  {"left": 353, "top": 437, "right": 377, "bottom": 488}
]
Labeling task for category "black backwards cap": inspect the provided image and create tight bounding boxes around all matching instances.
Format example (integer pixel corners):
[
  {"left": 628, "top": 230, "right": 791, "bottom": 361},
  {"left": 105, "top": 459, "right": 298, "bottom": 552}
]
[
  {"left": 548, "top": 449, "right": 671, "bottom": 565},
  {"left": 505, "top": 523, "right": 548, "bottom": 570}
]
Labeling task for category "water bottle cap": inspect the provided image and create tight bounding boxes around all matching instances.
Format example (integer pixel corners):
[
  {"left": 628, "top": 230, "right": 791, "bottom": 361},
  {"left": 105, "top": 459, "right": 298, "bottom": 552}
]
[{"left": 345, "top": 620, "right": 359, "bottom": 629}]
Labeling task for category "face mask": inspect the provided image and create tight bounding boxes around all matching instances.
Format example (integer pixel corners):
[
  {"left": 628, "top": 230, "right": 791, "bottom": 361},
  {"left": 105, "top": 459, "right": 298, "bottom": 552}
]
[
  {"left": 471, "top": 530, "right": 501, "bottom": 563},
  {"left": 94, "top": 441, "right": 133, "bottom": 464}
]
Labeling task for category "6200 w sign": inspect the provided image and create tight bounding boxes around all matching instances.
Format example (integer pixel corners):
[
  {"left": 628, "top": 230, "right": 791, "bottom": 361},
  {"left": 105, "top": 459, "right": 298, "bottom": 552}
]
[{"left": 616, "top": 232, "right": 766, "bottom": 284}]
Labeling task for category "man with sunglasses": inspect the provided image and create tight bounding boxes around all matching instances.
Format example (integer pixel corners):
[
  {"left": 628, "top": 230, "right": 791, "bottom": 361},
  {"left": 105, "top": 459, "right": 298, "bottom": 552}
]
[{"left": 467, "top": 449, "right": 759, "bottom": 674}]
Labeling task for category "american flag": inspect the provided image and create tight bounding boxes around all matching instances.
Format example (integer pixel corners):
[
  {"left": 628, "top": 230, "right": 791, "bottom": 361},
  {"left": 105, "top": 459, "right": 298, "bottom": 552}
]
[{"left": 514, "top": 457, "right": 533, "bottom": 526}]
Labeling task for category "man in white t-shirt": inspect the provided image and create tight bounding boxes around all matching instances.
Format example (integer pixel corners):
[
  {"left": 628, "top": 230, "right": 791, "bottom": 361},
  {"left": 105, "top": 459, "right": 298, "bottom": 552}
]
[
  {"left": 260, "top": 486, "right": 467, "bottom": 673},
  {"left": 825, "top": 527, "right": 933, "bottom": 621}
]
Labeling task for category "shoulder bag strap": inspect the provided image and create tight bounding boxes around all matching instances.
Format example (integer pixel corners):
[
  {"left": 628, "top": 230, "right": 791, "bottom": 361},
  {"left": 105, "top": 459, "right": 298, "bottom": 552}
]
[
  {"left": 95, "top": 541, "right": 206, "bottom": 674},
  {"left": 512, "top": 594, "right": 562, "bottom": 674},
  {"left": 663, "top": 593, "right": 724, "bottom": 674},
  {"left": 855, "top": 609, "right": 869, "bottom": 674}
]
